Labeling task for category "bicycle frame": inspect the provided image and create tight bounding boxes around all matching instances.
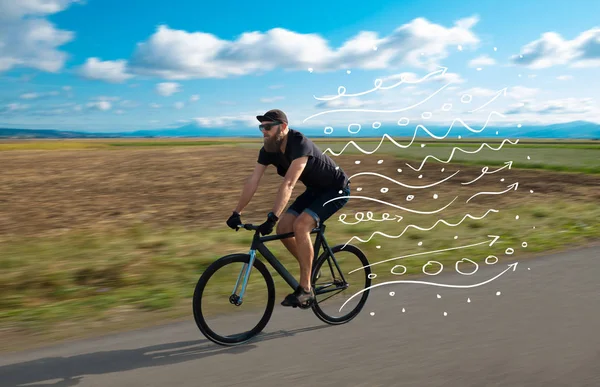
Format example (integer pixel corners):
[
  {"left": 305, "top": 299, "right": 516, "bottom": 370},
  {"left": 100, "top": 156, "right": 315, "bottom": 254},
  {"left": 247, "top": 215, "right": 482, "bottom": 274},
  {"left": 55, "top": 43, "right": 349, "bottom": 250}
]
[{"left": 234, "top": 223, "right": 347, "bottom": 303}]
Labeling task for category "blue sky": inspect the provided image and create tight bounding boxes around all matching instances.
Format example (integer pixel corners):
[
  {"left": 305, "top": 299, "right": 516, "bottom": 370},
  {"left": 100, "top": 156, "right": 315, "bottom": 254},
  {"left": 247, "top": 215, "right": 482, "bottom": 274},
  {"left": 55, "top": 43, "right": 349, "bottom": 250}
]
[{"left": 1, "top": 0, "right": 600, "bottom": 133}]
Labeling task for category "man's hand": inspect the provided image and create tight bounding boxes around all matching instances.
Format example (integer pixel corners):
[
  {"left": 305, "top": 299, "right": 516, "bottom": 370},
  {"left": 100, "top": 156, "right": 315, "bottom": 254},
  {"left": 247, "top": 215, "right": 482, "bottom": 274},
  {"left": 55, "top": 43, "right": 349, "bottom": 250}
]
[
  {"left": 258, "top": 212, "right": 278, "bottom": 236},
  {"left": 226, "top": 211, "right": 242, "bottom": 230}
]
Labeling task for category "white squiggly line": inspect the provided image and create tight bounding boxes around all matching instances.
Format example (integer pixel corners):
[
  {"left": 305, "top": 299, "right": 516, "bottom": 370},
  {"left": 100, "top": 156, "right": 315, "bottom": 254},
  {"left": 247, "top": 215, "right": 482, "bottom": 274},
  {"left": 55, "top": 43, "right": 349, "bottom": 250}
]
[
  {"left": 324, "top": 195, "right": 457, "bottom": 215},
  {"left": 340, "top": 262, "right": 518, "bottom": 312},
  {"left": 465, "top": 182, "right": 519, "bottom": 203},
  {"left": 323, "top": 111, "right": 505, "bottom": 156},
  {"left": 468, "top": 87, "right": 507, "bottom": 113},
  {"left": 341, "top": 209, "right": 499, "bottom": 249},
  {"left": 348, "top": 170, "right": 460, "bottom": 189},
  {"left": 313, "top": 67, "right": 449, "bottom": 101},
  {"left": 339, "top": 211, "right": 403, "bottom": 225},
  {"left": 302, "top": 82, "right": 452, "bottom": 123},
  {"left": 461, "top": 161, "right": 513, "bottom": 185},
  {"left": 404, "top": 139, "right": 520, "bottom": 172},
  {"left": 347, "top": 235, "right": 501, "bottom": 274}
]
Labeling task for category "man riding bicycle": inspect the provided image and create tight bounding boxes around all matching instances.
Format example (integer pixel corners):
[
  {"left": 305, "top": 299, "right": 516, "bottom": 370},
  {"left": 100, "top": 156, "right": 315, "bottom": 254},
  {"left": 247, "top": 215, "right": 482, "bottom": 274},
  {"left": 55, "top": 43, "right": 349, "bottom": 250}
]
[{"left": 226, "top": 109, "right": 351, "bottom": 308}]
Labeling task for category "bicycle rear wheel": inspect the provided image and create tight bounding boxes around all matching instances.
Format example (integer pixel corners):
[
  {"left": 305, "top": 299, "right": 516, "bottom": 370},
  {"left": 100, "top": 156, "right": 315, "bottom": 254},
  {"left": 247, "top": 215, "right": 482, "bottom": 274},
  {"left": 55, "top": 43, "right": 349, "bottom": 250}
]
[
  {"left": 311, "top": 244, "right": 371, "bottom": 324},
  {"left": 193, "top": 253, "right": 275, "bottom": 346}
]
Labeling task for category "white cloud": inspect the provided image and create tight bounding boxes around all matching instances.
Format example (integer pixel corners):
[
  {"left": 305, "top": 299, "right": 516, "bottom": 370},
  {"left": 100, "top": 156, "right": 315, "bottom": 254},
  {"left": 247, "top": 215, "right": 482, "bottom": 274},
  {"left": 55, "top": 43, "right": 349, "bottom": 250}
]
[
  {"left": 86, "top": 101, "right": 112, "bottom": 111},
  {"left": 1, "top": 102, "right": 30, "bottom": 113},
  {"left": 508, "top": 86, "right": 540, "bottom": 100},
  {"left": 156, "top": 82, "right": 181, "bottom": 96},
  {"left": 557, "top": 75, "right": 573, "bottom": 81},
  {"left": 78, "top": 58, "right": 134, "bottom": 83},
  {"left": 0, "top": 1, "right": 78, "bottom": 73},
  {"left": 20, "top": 93, "right": 40, "bottom": 100},
  {"left": 381, "top": 70, "right": 466, "bottom": 85},
  {"left": 149, "top": 103, "right": 161, "bottom": 108},
  {"left": 260, "top": 96, "right": 285, "bottom": 103},
  {"left": 127, "top": 17, "right": 480, "bottom": 79},
  {"left": 511, "top": 27, "right": 600, "bottom": 69},
  {"left": 458, "top": 87, "right": 499, "bottom": 97},
  {"left": 115, "top": 109, "right": 125, "bottom": 115},
  {"left": 468, "top": 54, "right": 496, "bottom": 68},
  {"left": 190, "top": 94, "right": 200, "bottom": 102},
  {"left": 174, "top": 101, "right": 185, "bottom": 109},
  {"left": 91, "top": 96, "right": 120, "bottom": 102},
  {"left": 315, "top": 97, "right": 378, "bottom": 109},
  {"left": 192, "top": 115, "right": 257, "bottom": 128},
  {"left": 269, "top": 84, "right": 284, "bottom": 89},
  {"left": 62, "top": 85, "right": 72, "bottom": 91},
  {"left": 505, "top": 98, "right": 597, "bottom": 115},
  {"left": 19, "top": 91, "right": 61, "bottom": 99}
]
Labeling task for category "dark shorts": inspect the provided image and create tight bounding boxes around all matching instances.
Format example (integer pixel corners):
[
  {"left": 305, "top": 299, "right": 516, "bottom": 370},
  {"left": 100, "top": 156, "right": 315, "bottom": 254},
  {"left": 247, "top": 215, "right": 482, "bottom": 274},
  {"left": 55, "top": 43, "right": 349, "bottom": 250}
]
[{"left": 286, "top": 183, "right": 351, "bottom": 226}]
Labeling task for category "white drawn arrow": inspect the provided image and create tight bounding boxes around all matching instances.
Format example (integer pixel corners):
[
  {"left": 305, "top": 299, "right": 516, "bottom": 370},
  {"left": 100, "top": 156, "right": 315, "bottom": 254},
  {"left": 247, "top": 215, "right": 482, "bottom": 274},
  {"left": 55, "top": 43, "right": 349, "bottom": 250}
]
[
  {"left": 339, "top": 262, "right": 518, "bottom": 312},
  {"left": 462, "top": 161, "right": 513, "bottom": 185},
  {"left": 465, "top": 182, "right": 519, "bottom": 203},
  {"left": 347, "top": 235, "right": 501, "bottom": 274}
]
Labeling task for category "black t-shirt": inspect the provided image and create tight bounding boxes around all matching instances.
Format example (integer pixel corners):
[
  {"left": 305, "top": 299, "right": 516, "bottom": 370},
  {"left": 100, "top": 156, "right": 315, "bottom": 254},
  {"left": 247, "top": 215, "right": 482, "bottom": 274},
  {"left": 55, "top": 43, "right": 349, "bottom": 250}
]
[{"left": 257, "top": 129, "right": 348, "bottom": 191}]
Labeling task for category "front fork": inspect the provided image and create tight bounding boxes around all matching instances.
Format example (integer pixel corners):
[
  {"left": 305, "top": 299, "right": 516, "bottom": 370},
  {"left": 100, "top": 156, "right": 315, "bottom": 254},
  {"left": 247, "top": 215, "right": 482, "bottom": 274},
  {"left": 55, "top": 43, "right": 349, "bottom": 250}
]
[{"left": 230, "top": 249, "right": 256, "bottom": 306}]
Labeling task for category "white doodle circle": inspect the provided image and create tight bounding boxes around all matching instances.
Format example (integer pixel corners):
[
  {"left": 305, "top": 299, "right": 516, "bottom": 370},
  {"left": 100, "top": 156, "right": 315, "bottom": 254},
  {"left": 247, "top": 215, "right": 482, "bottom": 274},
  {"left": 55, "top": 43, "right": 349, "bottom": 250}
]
[
  {"left": 347, "top": 70, "right": 351, "bottom": 74},
  {"left": 496, "top": 291, "right": 502, "bottom": 296},
  {"left": 442, "top": 103, "right": 452, "bottom": 111},
  {"left": 381, "top": 187, "right": 389, "bottom": 193},
  {"left": 397, "top": 168, "right": 402, "bottom": 173},
  {"left": 505, "top": 248, "right": 514, "bottom": 255},
  {"left": 455, "top": 258, "right": 479, "bottom": 275},
  {"left": 372, "top": 121, "right": 381, "bottom": 129},
  {"left": 515, "top": 215, "right": 520, "bottom": 220},
  {"left": 355, "top": 160, "right": 361, "bottom": 164},
  {"left": 368, "top": 273, "right": 377, "bottom": 279},
  {"left": 418, "top": 174, "right": 423, "bottom": 178},
  {"left": 454, "top": 235, "right": 458, "bottom": 239},
  {"left": 433, "top": 194, "right": 438, "bottom": 199},
  {"left": 441, "top": 168, "right": 445, "bottom": 172},
  {"left": 423, "top": 261, "right": 443, "bottom": 276},
  {"left": 485, "top": 255, "right": 499, "bottom": 264},
  {"left": 421, "top": 112, "right": 433, "bottom": 119},
  {"left": 461, "top": 94, "right": 473, "bottom": 103},
  {"left": 397, "top": 118, "right": 410, "bottom": 126},
  {"left": 348, "top": 123, "right": 361, "bottom": 134},
  {"left": 391, "top": 265, "right": 407, "bottom": 275},
  {"left": 378, "top": 160, "right": 384, "bottom": 164},
  {"left": 356, "top": 187, "right": 363, "bottom": 191},
  {"left": 522, "top": 242, "right": 528, "bottom": 248},
  {"left": 406, "top": 195, "right": 414, "bottom": 201},
  {"left": 389, "top": 291, "right": 395, "bottom": 296},
  {"left": 418, "top": 241, "right": 423, "bottom": 246},
  {"left": 338, "top": 86, "right": 346, "bottom": 95},
  {"left": 324, "top": 126, "right": 334, "bottom": 135}
]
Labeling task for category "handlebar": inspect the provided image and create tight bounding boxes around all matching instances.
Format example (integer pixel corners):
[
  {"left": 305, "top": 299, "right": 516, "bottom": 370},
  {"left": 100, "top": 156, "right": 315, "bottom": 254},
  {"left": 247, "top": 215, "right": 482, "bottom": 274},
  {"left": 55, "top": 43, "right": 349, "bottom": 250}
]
[{"left": 236, "top": 223, "right": 259, "bottom": 231}]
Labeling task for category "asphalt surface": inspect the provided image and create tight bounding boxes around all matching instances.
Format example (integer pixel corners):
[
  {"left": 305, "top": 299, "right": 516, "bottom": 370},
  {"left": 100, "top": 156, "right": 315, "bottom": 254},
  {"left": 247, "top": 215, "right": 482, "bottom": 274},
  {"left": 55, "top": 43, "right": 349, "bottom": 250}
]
[{"left": 1, "top": 245, "right": 599, "bottom": 387}]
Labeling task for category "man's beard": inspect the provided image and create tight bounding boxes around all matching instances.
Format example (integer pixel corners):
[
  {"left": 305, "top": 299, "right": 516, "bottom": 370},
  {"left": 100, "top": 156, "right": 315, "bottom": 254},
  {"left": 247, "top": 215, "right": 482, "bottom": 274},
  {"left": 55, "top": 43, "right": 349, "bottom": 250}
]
[{"left": 264, "top": 128, "right": 284, "bottom": 152}]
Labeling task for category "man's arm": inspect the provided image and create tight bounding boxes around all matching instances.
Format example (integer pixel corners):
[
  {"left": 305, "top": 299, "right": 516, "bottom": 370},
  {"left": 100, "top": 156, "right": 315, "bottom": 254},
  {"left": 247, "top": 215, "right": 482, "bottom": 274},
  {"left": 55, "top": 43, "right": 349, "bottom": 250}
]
[
  {"left": 233, "top": 163, "right": 267, "bottom": 214},
  {"left": 271, "top": 156, "right": 308, "bottom": 217}
]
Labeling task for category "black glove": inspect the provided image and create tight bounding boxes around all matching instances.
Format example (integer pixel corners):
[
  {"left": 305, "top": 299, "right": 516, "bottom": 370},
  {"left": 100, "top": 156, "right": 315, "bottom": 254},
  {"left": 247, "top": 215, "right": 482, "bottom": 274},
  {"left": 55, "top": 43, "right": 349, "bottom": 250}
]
[
  {"left": 226, "top": 211, "right": 242, "bottom": 230},
  {"left": 258, "top": 212, "right": 278, "bottom": 236}
]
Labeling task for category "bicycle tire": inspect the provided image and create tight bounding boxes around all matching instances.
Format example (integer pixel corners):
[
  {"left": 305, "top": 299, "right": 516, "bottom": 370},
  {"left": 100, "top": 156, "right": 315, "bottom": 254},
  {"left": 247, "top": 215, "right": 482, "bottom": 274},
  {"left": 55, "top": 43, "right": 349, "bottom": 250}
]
[
  {"left": 311, "top": 244, "right": 371, "bottom": 325},
  {"left": 192, "top": 253, "right": 275, "bottom": 346}
]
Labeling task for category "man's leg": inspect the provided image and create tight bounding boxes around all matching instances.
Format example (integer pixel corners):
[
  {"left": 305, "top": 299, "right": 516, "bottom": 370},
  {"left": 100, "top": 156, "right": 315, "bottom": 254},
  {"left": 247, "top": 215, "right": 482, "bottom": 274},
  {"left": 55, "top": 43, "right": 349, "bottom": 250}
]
[
  {"left": 292, "top": 213, "right": 318, "bottom": 291},
  {"left": 276, "top": 212, "right": 300, "bottom": 260}
]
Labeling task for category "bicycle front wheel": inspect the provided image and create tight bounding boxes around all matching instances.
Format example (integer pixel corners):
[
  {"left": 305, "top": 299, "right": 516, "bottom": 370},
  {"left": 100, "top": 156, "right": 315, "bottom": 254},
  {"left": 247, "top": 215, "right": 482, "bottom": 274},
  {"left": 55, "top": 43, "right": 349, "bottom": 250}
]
[
  {"left": 192, "top": 253, "right": 275, "bottom": 346},
  {"left": 311, "top": 244, "right": 371, "bottom": 325}
]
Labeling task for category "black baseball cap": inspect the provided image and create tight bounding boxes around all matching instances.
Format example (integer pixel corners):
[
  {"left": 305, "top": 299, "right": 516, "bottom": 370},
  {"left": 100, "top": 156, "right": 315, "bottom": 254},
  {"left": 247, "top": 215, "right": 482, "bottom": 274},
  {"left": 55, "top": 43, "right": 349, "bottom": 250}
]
[{"left": 256, "top": 109, "right": 288, "bottom": 124}]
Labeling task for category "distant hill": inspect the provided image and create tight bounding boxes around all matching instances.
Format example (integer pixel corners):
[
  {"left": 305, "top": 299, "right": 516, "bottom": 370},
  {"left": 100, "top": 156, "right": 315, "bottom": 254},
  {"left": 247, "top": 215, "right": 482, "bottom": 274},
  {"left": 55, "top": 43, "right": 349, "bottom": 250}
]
[{"left": 2, "top": 120, "right": 600, "bottom": 140}]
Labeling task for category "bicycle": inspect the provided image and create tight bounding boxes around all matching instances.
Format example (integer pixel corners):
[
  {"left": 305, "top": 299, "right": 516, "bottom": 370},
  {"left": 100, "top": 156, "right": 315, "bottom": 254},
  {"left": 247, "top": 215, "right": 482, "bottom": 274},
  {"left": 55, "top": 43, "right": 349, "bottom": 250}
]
[{"left": 192, "top": 221, "right": 372, "bottom": 346}]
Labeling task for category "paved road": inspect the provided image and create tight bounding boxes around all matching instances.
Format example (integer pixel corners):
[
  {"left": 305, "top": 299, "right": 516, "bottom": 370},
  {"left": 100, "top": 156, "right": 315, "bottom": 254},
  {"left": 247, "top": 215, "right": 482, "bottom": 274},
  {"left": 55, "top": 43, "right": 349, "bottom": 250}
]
[{"left": 1, "top": 245, "right": 599, "bottom": 387}]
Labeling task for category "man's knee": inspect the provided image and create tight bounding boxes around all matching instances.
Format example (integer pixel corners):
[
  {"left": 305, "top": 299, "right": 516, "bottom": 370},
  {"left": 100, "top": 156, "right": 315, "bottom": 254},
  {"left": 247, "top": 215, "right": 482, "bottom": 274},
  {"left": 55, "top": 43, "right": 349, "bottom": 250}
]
[
  {"left": 293, "top": 212, "right": 317, "bottom": 234},
  {"left": 276, "top": 212, "right": 296, "bottom": 235}
]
